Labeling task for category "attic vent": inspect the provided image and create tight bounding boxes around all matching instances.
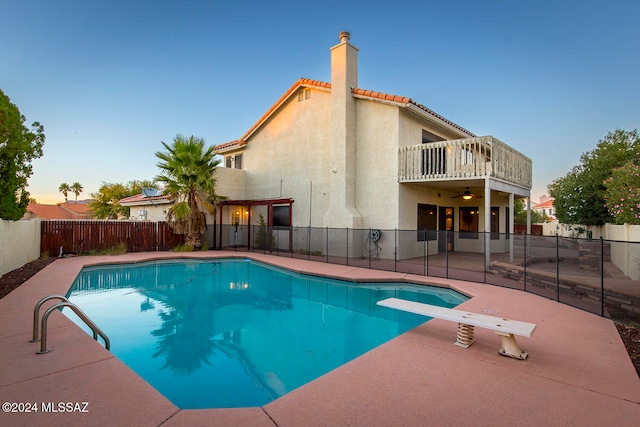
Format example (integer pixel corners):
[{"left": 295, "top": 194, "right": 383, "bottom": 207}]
[{"left": 298, "top": 89, "right": 311, "bottom": 102}]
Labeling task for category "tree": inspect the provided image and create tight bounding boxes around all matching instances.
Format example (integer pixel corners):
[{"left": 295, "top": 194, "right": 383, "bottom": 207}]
[
  {"left": 548, "top": 129, "right": 640, "bottom": 225},
  {"left": 71, "top": 182, "right": 83, "bottom": 203},
  {"left": 89, "top": 180, "right": 155, "bottom": 219},
  {"left": 58, "top": 183, "right": 71, "bottom": 202},
  {"left": 514, "top": 198, "right": 547, "bottom": 225},
  {"left": 254, "top": 213, "right": 272, "bottom": 250},
  {"left": 0, "top": 88, "right": 45, "bottom": 220},
  {"left": 155, "top": 135, "right": 222, "bottom": 249},
  {"left": 604, "top": 161, "right": 640, "bottom": 225}
]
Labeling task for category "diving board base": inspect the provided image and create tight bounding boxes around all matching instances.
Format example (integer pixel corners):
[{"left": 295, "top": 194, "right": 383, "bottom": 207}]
[
  {"left": 455, "top": 323, "right": 475, "bottom": 348},
  {"left": 497, "top": 332, "right": 529, "bottom": 360},
  {"left": 376, "top": 298, "right": 535, "bottom": 360}
]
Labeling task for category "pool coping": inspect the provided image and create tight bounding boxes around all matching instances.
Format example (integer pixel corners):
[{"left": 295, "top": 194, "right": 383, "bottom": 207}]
[{"left": 1, "top": 251, "right": 639, "bottom": 426}]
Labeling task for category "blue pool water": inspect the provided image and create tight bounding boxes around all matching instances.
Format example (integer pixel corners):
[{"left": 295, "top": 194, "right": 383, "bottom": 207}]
[{"left": 64, "top": 258, "right": 468, "bottom": 409}]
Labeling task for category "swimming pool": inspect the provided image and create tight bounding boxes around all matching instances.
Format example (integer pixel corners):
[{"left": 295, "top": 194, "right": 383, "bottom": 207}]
[{"left": 64, "top": 258, "right": 468, "bottom": 409}]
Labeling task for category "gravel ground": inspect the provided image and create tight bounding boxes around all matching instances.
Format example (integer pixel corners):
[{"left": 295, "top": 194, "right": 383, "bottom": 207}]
[{"left": 1, "top": 257, "right": 639, "bottom": 377}]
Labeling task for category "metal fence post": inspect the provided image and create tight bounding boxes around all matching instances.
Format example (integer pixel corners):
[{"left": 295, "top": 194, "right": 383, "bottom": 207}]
[
  {"left": 445, "top": 230, "right": 449, "bottom": 279},
  {"left": 326, "top": 227, "right": 329, "bottom": 263},
  {"left": 483, "top": 231, "right": 487, "bottom": 284},
  {"left": 368, "top": 228, "right": 371, "bottom": 270},
  {"left": 600, "top": 236, "right": 605, "bottom": 317},
  {"left": 394, "top": 228, "right": 397, "bottom": 272},
  {"left": 346, "top": 227, "right": 349, "bottom": 266},
  {"left": 424, "top": 229, "right": 427, "bottom": 277},
  {"left": 556, "top": 234, "right": 560, "bottom": 302},
  {"left": 523, "top": 232, "right": 527, "bottom": 292}
]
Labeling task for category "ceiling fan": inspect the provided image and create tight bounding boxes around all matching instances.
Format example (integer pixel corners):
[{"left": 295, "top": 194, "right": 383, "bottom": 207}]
[{"left": 451, "top": 187, "right": 482, "bottom": 200}]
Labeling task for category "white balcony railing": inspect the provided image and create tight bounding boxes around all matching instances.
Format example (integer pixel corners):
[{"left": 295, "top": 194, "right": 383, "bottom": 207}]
[{"left": 398, "top": 136, "right": 532, "bottom": 189}]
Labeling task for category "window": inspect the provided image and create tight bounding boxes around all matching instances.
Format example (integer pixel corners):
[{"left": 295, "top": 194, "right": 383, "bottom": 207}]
[
  {"left": 491, "top": 207, "right": 499, "bottom": 240},
  {"left": 234, "top": 154, "right": 243, "bottom": 169},
  {"left": 417, "top": 203, "right": 437, "bottom": 241},
  {"left": 272, "top": 205, "right": 290, "bottom": 227},
  {"left": 298, "top": 89, "right": 311, "bottom": 102},
  {"left": 225, "top": 156, "right": 232, "bottom": 168},
  {"left": 459, "top": 207, "right": 479, "bottom": 239}
]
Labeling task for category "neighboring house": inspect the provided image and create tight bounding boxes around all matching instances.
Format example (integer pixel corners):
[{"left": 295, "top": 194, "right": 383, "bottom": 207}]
[
  {"left": 118, "top": 188, "right": 173, "bottom": 221},
  {"left": 22, "top": 202, "right": 92, "bottom": 220},
  {"left": 533, "top": 197, "right": 556, "bottom": 222},
  {"left": 213, "top": 32, "right": 532, "bottom": 259}
]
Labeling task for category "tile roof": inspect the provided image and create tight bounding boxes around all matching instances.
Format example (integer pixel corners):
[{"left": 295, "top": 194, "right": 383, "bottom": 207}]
[
  {"left": 214, "top": 78, "right": 475, "bottom": 152},
  {"left": 119, "top": 192, "right": 173, "bottom": 206},
  {"left": 533, "top": 199, "right": 555, "bottom": 209},
  {"left": 25, "top": 203, "right": 92, "bottom": 220}
]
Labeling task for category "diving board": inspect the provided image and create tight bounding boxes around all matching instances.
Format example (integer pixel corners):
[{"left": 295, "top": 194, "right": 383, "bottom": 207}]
[{"left": 377, "top": 298, "right": 536, "bottom": 360}]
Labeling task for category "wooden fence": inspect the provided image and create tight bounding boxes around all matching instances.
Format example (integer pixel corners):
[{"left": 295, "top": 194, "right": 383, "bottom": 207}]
[
  {"left": 514, "top": 224, "right": 543, "bottom": 235},
  {"left": 41, "top": 221, "right": 184, "bottom": 255}
]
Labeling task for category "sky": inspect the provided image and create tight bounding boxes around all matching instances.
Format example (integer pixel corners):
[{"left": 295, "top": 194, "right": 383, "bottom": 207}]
[{"left": 2, "top": 0, "right": 639, "bottom": 204}]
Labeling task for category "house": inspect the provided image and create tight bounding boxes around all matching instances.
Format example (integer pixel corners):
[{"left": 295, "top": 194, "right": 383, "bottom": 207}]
[
  {"left": 533, "top": 196, "right": 556, "bottom": 222},
  {"left": 22, "top": 202, "right": 92, "bottom": 220},
  {"left": 118, "top": 188, "right": 173, "bottom": 221},
  {"left": 213, "top": 32, "right": 532, "bottom": 260}
]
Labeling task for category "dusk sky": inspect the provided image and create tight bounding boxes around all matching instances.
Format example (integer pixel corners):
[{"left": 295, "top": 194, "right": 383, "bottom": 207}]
[{"left": 2, "top": 0, "right": 638, "bottom": 204}]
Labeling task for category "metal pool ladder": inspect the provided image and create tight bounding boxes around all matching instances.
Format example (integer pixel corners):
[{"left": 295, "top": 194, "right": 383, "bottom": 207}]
[{"left": 31, "top": 295, "right": 111, "bottom": 354}]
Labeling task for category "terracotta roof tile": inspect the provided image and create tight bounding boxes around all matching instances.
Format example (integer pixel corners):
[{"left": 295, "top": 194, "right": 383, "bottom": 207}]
[
  {"left": 534, "top": 199, "right": 555, "bottom": 209},
  {"left": 26, "top": 203, "right": 92, "bottom": 220},
  {"left": 216, "top": 78, "right": 476, "bottom": 151},
  {"left": 214, "top": 140, "right": 244, "bottom": 152},
  {"left": 352, "top": 87, "right": 474, "bottom": 136},
  {"left": 408, "top": 100, "right": 475, "bottom": 137},
  {"left": 61, "top": 203, "right": 91, "bottom": 214},
  {"left": 119, "top": 192, "right": 172, "bottom": 205}
]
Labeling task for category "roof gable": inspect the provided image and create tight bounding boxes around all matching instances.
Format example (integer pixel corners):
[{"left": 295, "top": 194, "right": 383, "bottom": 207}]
[{"left": 215, "top": 79, "right": 475, "bottom": 152}]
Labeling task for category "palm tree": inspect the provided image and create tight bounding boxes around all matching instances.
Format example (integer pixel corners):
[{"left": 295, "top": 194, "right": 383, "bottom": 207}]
[
  {"left": 58, "top": 183, "right": 71, "bottom": 202},
  {"left": 71, "top": 182, "right": 83, "bottom": 203},
  {"left": 155, "top": 135, "right": 222, "bottom": 249}
]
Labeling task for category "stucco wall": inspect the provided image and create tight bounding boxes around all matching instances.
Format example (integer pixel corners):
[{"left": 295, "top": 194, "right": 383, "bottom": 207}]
[
  {"left": 354, "top": 100, "right": 400, "bottom": 230},
  {"left": 238, "top": 87, "right": 332, "bottom": 228},
  {"left": 0, "top": 219, "right": 41, "bottom": 277},
  {"left": 538, "top": 222, "right": 639, "bottom": 280},
  {"left": 605, "top": 224, "right": 640, "bottom": 280},
  {"left": 215, "top": 167, "right": 246, "bottom": 201},
  {"left": 127, "top": 204, "right": 170, "bottom": 222}
]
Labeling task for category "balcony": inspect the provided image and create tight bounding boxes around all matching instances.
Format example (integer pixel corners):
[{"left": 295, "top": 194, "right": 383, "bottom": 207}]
[{"left": 398, "top": 136, "right": 532, "bottom": 189}]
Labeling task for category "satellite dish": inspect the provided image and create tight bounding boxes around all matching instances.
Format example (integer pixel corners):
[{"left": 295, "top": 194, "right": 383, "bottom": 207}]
[
  {"left": 142, "top": 187, "right": 157, "bottom": 197},
  {"left": 141, "top": 187, "right": 161, "bottom": 207}
]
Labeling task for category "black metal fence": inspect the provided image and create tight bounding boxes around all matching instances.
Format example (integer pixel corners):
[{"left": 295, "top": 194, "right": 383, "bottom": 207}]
[{"left": 215, "top": 224, "right": 640, "bottom": 324}]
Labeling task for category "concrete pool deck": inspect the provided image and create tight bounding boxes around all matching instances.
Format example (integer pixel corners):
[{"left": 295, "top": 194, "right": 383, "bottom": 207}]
[{"left": 0, "top": 251, "right": 639, "bottom": 426}]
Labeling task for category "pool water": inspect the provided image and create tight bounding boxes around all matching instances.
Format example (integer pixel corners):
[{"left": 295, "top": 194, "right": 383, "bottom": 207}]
[{"left": 64, "top": 258, "right": 468, "bottom": 409}]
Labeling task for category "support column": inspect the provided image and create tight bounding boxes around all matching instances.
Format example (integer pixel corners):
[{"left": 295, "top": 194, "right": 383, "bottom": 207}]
[
  {"left": 527, "top": 197, "right": 531, "bottom": 235},
  {"left": 509, "top": 192, "right": 514, "bottom": 263},
  {"left": 484, "top": 180, "right": 491, "bottom": 271}
]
